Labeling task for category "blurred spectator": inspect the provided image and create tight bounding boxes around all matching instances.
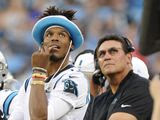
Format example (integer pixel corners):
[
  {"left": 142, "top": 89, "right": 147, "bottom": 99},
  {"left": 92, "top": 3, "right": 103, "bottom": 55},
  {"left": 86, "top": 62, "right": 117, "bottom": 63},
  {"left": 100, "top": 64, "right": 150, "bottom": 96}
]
[
  {"left": 127, "top": 0, "right": 143, "bottom": 25},
  {"left": 1, "top": 0, "right": 157, "bottom": 85}
]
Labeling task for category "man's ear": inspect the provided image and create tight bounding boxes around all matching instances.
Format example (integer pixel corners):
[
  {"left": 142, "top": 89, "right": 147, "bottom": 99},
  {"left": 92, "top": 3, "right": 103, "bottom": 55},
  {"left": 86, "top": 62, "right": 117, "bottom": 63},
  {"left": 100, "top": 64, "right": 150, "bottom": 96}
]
[{"left": 126, "top": 53, "right": 132, "bottom": 64}]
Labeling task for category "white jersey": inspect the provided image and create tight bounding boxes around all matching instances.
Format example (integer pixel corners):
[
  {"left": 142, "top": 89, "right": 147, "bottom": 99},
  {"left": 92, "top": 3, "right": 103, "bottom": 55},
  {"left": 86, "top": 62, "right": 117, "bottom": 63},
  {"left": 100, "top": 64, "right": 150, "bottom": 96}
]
[
  {"left": 0, "top": 89, "right": 18, "bottom": 119},
  {"left": 9, "top": 65, "right": 90, "bottom": 120}
]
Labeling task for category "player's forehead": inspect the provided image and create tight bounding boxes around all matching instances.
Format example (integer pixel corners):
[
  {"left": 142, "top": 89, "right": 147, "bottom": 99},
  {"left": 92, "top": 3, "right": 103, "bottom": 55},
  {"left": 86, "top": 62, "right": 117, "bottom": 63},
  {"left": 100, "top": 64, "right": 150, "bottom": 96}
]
[{"left": 44, "top": 26, "right": 71, "bottom": 36}]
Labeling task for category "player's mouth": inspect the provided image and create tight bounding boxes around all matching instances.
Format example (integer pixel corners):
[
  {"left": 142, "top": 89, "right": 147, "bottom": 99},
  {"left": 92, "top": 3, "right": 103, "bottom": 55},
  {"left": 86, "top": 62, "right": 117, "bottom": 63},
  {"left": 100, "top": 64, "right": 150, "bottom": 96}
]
[{"left": 49, "top": 45, "right": 61, "bottom": 52}]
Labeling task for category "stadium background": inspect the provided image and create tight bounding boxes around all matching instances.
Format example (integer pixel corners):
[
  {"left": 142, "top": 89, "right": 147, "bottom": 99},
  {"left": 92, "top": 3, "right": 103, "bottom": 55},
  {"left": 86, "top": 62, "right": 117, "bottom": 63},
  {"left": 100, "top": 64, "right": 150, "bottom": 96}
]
[{"left": 0, "top": 0, "right": 160, "bottom": 85}]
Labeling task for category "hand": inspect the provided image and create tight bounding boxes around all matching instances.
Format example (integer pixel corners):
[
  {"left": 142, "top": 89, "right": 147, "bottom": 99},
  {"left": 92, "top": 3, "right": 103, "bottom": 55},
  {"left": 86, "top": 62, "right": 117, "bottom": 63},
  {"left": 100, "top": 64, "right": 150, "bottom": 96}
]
[
  {"left": 150, "top": 75, "right": 160, "bottom": 102},
  {"left": 31, "top": 46, "right": 50, "bottom": 70}
]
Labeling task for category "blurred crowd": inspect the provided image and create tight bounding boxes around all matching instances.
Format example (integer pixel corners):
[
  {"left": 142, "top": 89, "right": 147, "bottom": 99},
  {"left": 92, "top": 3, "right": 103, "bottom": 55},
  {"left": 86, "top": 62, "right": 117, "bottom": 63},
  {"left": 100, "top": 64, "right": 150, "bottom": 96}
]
[{"left": 0, "top": 0, "right": 160, "bottom": 84}]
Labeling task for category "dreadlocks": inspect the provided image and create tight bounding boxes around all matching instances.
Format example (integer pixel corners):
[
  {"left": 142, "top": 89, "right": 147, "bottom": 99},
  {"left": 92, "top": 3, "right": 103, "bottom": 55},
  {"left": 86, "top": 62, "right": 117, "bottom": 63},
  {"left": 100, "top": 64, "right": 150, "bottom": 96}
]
[{"left": 39, "top": 6, "right": 76, "bottom": 20}]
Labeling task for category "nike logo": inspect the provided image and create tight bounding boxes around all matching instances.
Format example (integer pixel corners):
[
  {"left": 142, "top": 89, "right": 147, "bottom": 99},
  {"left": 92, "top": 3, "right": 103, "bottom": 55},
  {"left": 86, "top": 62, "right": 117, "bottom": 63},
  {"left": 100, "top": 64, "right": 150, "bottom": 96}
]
[{"left": 121, "top": 104, "right": 132, "bottom": 108}]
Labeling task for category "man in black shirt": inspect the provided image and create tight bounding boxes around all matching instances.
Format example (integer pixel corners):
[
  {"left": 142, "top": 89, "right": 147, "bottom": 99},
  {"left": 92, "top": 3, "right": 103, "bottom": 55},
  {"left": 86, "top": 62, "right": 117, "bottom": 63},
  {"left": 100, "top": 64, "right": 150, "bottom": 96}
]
[{"left": 84, "top": 34, "right": 153, "bottom": 120}]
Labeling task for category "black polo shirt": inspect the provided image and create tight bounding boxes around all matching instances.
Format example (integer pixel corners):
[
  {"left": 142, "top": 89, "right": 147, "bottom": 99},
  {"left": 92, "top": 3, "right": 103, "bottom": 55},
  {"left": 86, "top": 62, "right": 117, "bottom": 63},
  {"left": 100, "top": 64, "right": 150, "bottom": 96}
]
[{"left": 84, "top": 70, "right": 153, "bottom": 120}]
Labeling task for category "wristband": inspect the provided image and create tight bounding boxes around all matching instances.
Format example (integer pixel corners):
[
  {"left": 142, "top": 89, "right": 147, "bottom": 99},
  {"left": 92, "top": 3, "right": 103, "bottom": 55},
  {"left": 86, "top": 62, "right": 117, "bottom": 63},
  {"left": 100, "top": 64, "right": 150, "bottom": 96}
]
[
  {"left": 31, "top": 80, "right": 45, "bottom": 85},
  {"left": 32, "top": 73, "right": 47, "bottom": 79},
  {"left": 32, "top": 67, "right": 47, "bottom": 74}
]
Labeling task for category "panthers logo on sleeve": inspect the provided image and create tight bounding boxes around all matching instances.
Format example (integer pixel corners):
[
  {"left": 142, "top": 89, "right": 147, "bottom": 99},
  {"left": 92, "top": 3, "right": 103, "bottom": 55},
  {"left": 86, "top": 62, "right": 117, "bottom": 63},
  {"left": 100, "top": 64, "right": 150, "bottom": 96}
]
[{"left": 63, "top": 79, "right": 78, "bottom": 96}]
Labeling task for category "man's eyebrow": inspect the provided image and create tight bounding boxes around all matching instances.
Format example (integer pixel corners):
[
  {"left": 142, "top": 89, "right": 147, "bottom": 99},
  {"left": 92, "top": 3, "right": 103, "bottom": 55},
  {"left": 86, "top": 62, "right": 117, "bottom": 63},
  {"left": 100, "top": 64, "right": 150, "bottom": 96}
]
[
  {"left": 108, "top": 47, "right": 117, "bottom": 49},
  {"left": 98, "top": 49, "right": 105, "bottom": 52},
  {"left": 61, "top": 30, "right": 68, "bottom": 33},
  {"left": 98, "top": 47, "right": 120, "bottom": 53},
  {"left": 61, "top": 30, "right": 70, "bottom": 35},
  {"left": 97, "top": 49, "right": 105, "bottom": 54}
]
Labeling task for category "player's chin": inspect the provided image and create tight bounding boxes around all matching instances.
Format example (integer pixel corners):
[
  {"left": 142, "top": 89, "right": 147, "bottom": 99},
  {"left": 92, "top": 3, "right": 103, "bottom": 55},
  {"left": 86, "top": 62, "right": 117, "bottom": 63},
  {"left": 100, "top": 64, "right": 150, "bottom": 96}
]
[{"left": 50, "top": 54, "right": 59, "bottom": 62}]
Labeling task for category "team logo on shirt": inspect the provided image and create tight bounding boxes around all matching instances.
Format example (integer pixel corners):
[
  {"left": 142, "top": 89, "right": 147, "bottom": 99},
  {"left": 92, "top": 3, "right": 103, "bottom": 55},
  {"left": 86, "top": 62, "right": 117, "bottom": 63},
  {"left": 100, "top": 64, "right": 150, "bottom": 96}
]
[{"left": 63, "top": 79, "right": 78, "bottom": 96}]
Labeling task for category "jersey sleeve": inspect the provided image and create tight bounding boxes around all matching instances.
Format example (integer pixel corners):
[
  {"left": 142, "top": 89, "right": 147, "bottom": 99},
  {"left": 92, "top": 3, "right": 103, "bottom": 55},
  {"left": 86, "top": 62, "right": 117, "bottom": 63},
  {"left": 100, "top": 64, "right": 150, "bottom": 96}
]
[
  {"left": 50, "top": 72, "right": 89, "bottom": 108},
  {"left": 8, "top": 79, "right": 29, "bottom": 120},
  {"left": 47, "top": 71, "right": 90, "bottom": 119},
  {"left": 47, "top": 95, "right": 72, "bottom": 119},
  {"left": 112, "top": 83, "right": 153, "bottom": 120}
]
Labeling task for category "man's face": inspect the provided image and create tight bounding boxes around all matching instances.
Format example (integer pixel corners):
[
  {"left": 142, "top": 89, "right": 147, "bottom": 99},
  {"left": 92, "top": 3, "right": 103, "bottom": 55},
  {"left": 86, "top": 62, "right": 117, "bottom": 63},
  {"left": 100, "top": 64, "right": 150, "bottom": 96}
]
[
  {"left": 42, "top": 27, "right": 72, "bottom": 62},
  {"left": 97, "top": 40, "right": 131, "bottom": 76}
]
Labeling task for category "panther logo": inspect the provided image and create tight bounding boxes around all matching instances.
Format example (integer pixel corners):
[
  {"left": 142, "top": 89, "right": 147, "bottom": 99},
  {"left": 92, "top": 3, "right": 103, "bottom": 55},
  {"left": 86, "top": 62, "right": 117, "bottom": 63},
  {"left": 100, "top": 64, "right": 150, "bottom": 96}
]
[{"left": 63, "top": 79, "right": 78, "bottom": 96}]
